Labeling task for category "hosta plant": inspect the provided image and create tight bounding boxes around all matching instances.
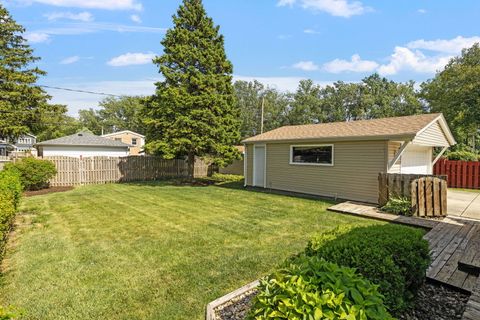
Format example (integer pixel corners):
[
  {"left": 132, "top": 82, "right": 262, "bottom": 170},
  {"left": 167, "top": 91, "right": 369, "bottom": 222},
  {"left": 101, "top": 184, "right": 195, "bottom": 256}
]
[{"left": 248, "top": 257, "right": 392, "bottom": 320}]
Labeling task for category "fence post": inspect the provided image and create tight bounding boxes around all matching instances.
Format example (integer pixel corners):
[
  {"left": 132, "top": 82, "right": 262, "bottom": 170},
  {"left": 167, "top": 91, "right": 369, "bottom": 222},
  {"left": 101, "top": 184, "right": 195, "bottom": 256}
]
[{"left": 378, "top": 173, "right": 388, "bottom": 206}]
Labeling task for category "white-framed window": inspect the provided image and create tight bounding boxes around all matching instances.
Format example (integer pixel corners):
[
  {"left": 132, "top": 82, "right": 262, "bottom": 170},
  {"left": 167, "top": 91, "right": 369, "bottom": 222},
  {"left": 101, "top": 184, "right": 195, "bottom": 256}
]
[
  {"left": 290, "top": 144, "right": 334, "bottom": 166},
  {"left": 131, "top": 138, "right": 137, "bottom": 146}
]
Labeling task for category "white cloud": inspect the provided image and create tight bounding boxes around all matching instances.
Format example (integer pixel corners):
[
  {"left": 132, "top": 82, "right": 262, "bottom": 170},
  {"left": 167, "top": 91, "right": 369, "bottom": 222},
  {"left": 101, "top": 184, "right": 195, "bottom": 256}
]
[
  {"left": 417, "top": 9, "right": 427, "bottom": 14},
  {"left": 303, "top": 28, "right": 320, "bottom": 34},
  {"left": 407, "top": 36, "right": 480, "bottom": 54},
  {"left": 24, "top": 32, "right": 50, "bottom": 43},
  {"left": 292, "top": 60, "right": 320, "bottom": 71},
  {"left": 323, "top": 54, "right": 378, "bottom": 73},
  {"left": 107, "top": 52, "right": 156, "bottom": 67},
  {"left": 278, "top": 0, "right": 371, "bottom": 18},
  {"left": 130, "top": 14, "right": 141, "bottom": 23},
  {"left": 44, "top": 11, "right": 93, "bottom": 22},
  {"left": 277, "top": 34, "right": 292, "bottom": 40},
  {"left": 377, "top": 47, "right": 451, "bottom": 76},
  {"left": 234, "top": 75, "right": 333, "bottom": 92},
  {"left": 25, "top": 22, "right": 165, "bottom": 42},
  {"left": 28, "top": 0, "right": 142, "bottom": 11},
  {"left": 60, "top": 55, "right": 80, "bottom": 64},
  {"left": 277, "top": 0, "right": 296, "bottom": 6}
]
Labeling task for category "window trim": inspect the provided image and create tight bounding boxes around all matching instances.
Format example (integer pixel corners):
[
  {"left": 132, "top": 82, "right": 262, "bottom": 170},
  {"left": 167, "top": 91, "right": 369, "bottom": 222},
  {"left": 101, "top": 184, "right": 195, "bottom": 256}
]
[{"left": 289, "top": 144, "right": 334, "bottom": 167}]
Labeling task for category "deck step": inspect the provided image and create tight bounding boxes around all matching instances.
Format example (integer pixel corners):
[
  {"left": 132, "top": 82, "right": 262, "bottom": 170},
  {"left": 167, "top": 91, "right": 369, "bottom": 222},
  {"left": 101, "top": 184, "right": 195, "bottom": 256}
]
[{"left": 458, "top": 225, "right": 480, "bottom": 276}]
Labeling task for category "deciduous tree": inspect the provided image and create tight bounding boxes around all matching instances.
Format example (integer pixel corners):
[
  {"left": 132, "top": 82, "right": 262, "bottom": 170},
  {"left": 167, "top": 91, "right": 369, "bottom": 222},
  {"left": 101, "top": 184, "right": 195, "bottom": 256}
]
[{"left": 421, "top": 43, "right": 480, "bottom": 149}]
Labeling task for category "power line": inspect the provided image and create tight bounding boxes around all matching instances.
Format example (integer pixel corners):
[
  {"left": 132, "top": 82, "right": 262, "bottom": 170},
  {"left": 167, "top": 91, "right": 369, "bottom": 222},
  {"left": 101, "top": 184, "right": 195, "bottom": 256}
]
[
  {"left": 1, "top": 81, "right": 126, "bottom": 97},
  {"left": 38, "top": 85, "right": 122, "bottom": 97}
]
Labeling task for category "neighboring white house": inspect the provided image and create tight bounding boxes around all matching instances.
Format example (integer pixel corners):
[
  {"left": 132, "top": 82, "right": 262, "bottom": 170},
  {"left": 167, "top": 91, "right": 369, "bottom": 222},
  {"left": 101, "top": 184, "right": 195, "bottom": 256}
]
[{"left": 36, "top": 131, "right": 130, "bottom": 158}]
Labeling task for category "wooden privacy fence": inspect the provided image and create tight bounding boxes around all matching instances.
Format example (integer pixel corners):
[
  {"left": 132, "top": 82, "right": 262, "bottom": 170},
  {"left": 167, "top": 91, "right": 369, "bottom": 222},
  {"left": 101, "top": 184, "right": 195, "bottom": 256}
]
[
  {"left": 40, "top": 156, "right": 211, "bottom": 186},
  {"left": 378, "top": 173, "right": 448, "bottom": 217},
  {"left": 434, "top": 159, "right": 480, "bottom": 189}
]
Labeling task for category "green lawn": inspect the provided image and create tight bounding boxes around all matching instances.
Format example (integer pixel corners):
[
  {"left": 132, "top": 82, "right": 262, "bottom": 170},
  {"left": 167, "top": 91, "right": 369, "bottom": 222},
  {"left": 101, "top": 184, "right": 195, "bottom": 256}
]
[{"left": 0, "top": 180, "right": 380, "bottom": 319}]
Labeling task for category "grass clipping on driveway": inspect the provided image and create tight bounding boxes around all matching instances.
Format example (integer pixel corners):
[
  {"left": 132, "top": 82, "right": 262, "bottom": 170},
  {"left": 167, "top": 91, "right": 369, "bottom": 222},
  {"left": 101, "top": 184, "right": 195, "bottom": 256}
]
[{"left": 0, "top": 180, "right": 380, "bottom": 319}]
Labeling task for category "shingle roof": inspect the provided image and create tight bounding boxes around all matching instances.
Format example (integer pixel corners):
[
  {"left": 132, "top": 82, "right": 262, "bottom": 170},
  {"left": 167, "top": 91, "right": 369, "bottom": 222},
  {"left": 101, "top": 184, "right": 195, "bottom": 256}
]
[
  {"left": 36, "top": 131, "right": 130, "bottom": 148},
  {"left": 242, "top": 113, "right": 445, "bottom": 143}
]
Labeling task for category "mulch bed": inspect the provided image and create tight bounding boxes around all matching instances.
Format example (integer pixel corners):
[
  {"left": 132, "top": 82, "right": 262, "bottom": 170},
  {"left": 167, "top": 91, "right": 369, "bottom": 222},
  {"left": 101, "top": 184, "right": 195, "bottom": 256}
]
[
  {"left": 215, "top": 289, "right": 258, "bottom": 320},
  {"left": 24, "top": 186, "right": 74, "bottom": 197},
  {"left": 397, "top": 282, "right": 469, "bottom": 320},
  {"left": 214, "top": 282, "right": 470, "bottom": 320}
]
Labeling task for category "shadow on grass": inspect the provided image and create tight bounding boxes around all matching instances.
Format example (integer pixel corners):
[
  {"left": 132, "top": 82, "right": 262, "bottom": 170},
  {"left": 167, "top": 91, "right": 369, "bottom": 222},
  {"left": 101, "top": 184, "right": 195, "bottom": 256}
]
[{"left": 120, "top": 176, "right": 338, "bottom": 206}]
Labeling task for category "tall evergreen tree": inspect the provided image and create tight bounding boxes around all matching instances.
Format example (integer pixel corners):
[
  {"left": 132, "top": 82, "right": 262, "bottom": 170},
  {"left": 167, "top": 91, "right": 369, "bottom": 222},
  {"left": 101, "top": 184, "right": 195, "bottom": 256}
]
[
  {"left": 144, "top": 0, "right": 240, "bottom": 177},
  {"left": 0, "top": 4, "right": 56, "bottom": 139}
]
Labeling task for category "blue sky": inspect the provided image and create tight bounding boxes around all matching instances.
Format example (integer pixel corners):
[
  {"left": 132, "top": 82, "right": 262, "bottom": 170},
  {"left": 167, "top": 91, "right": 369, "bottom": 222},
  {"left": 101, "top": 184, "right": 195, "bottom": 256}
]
[{"left": 3, "top": 0, "right": 480, "bottom": 115}]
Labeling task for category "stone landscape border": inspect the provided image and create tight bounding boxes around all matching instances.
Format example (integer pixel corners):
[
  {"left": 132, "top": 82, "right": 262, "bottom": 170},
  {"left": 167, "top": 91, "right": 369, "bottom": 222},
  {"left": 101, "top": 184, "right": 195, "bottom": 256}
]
[{"left": 205, "top": 280, "right": 259, "bottom": 320}]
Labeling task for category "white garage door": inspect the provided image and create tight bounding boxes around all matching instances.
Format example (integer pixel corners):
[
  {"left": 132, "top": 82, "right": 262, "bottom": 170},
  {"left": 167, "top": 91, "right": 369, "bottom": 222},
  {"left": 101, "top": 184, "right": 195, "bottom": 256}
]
[{"left": 401, "top": 145, "right": 432, "bottom": 174}]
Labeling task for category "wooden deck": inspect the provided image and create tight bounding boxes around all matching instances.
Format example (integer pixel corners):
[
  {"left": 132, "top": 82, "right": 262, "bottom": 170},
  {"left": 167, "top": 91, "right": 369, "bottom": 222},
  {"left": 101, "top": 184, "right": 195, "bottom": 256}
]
[
  {"left": 328, "top": 202, "right": 480, "bottom": 320},
  {"left": 463, "top": 279, "right": 480, "bottom": 320},
  {"left": 425, "top": 217, "right": 479, "bottom": 292},
  {"left": 328, "top": 201, "right": 439, "bottom": 229}
]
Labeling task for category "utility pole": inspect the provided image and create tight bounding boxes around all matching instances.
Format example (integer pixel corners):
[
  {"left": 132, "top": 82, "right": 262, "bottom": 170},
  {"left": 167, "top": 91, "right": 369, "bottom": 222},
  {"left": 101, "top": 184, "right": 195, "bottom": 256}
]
[{"left": 260, "top": 96, "right": 265, "bottom": 134}]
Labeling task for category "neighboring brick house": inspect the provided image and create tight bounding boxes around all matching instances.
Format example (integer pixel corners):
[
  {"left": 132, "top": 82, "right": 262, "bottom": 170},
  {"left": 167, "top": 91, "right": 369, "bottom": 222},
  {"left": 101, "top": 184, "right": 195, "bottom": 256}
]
[{"left": 102, "top": 130, "right": 145, "bottom": 155}]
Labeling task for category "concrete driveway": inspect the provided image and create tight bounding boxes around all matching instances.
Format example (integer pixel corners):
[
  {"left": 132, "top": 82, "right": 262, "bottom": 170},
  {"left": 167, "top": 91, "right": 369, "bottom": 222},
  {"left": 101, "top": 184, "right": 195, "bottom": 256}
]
[{"left": 448, "top": 189, "right": 480, "bottom": 219}]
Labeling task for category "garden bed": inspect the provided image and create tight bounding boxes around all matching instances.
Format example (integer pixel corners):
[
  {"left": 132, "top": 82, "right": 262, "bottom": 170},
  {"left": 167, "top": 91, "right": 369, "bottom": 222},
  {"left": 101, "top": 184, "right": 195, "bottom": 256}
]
[{"left": 211, "top": 281, "right": 469, "bottom": 320}]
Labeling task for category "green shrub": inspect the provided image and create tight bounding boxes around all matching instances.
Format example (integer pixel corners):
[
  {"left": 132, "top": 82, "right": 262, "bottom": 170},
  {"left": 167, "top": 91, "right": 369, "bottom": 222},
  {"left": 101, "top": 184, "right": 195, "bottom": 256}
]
[
  {"left": 381, "top": 197, "right": 412, "bottom": 216},
  {"left": 0, "top": 170, "right": 22, "bottom": 250},
  {"left": 4, "top": 157, "right": 57, "bottom": 191},
  {"left": 446, "top": 150, "right": 478, "bottom": 161},
  {"left": 305, "top": 225, "right": 430, "bottom": 315},
  {"left": 248, "top": 256, "right": 392, "bottom": 320},
  {"left": 210, "top": 173, "right": 244, "bottom": 182}
]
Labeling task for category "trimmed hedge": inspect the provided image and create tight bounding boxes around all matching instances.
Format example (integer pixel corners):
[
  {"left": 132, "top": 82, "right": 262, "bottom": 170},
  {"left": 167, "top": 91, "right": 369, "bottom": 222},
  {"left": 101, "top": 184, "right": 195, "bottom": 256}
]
[
  {"left": 305, "top": 225, "right": 430, "bottom": 315},
  {"left": 249, "top": 257, "right": 392, "bottom": 320},
  {"left": 0, "top": 170, "right": 22, "bottom": 253},
  {"left": 4, "top": 157, "right": 56, "bottom": 191}
]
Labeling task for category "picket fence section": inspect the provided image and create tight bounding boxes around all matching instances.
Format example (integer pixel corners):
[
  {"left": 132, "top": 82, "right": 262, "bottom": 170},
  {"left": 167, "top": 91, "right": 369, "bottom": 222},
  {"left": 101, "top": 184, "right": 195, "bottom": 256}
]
[
  {"left": 434, "top": 159, "right": 480, "bottom": 189},
  {"left": 40, "top": 156, "right": 210, "bottom": 186}
]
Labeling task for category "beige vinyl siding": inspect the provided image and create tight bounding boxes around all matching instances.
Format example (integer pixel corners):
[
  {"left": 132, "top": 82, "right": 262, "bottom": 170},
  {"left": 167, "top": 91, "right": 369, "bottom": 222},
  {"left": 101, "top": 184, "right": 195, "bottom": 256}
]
[
  {"left": 261, "top": 141, "right": 386, "bottom": 203},
  {"left": 388, "top": 141, "right": 402, "bottom": 173},
  {"left": 245, "top": 144, "right": 253, "bottom": 185},
  {"left": 413, "top": 121, "right": 450, "bottom": 147}
]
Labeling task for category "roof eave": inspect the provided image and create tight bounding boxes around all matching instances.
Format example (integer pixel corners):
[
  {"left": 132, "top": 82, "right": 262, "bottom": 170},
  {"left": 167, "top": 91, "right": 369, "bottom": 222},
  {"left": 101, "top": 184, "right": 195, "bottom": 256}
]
[
  {"left": 35, "top": 143, "right": 129, "bottom": 148},
  {"left": 242, "top": 133, "right": 416, "bottom": 144}
]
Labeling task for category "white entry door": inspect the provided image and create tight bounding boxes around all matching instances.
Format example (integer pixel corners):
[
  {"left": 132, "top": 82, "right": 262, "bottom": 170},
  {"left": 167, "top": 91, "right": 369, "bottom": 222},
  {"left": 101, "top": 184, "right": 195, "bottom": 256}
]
[
  {"left": 254, "top": 146, "right": 265, "bottom": 187},
  {"left": 401, "top": 145, "right": 432, "bottom": 174}
]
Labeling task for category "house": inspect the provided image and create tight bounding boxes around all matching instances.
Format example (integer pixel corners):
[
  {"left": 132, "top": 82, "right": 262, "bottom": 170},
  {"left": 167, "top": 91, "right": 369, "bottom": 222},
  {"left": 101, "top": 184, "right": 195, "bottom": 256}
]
[
  {"left": 101, "top": 130, "right": 145, "bottom": 155},
  {"left": 36, "top": 131, "right": 130, "bottom": 158},
  {"left": 0, "top": 133, "right": 37, "bottom": 156},
  {"left": 242, "top": 113, "right": 456, "bottom": 204}
]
